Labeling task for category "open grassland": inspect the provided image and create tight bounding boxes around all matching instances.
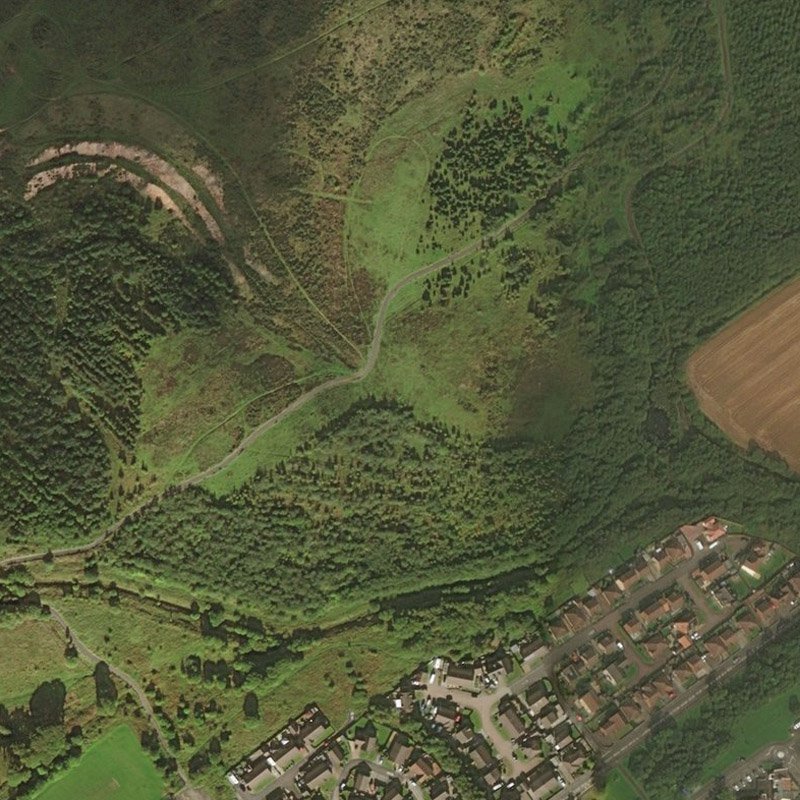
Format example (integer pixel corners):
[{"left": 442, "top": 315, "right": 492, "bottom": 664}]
[
  {"left": 31, "top": 724, "right": 164, "bottom": 800},
  {"left": 44, "top": 591, "right": 438, "bottom": 798},
  {"left": 0, "top": 618, "right": 88, "bottom": 706},
  {"left": 686, "top": 277, "right": 800, "bottom": 471},
  {"left": 600, "top": 769, "right": 641, "bottom": 800}
]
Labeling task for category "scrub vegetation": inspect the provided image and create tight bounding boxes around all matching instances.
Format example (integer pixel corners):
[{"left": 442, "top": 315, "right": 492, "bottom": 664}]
[{"left": 2, "top": 0, "right": 800, "bottom": 797}]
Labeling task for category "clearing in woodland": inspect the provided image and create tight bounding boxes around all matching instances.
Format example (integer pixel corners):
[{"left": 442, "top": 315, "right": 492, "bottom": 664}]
[{"left": 687, "top": 276, "right": 800, "bottom": 471}]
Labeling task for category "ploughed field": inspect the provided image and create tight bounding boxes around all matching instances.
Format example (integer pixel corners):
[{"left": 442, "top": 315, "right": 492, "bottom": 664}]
[{"left": 687, "top": 278, "right": 800, "bottom": 470}]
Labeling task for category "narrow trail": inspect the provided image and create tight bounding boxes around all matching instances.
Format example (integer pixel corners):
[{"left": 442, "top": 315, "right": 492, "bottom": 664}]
[
  {"left": 0, "top": 158, "right": 581, "bottom": 571},
  {"left": 0, "top": 20, "right": 695, "bottom": 569},
  {"left": 48, "top": 605, "right": 193, "bottom": 791}
]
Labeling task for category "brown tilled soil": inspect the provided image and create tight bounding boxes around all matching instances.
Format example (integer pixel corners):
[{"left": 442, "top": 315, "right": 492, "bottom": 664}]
[{"left": 686, "top": 277, "right": 800, "bottom": 470}]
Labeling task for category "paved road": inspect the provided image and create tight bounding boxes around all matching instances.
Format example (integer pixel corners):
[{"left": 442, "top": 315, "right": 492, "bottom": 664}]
[
  {"left": 507, "top": 534, "right": 746, "bottom": 706},
  {"left": 48, "top": 605, "right": 192, "bottom": 791},
  {"left": 424, "top": 682, "right": 526, "bottom": 776}
]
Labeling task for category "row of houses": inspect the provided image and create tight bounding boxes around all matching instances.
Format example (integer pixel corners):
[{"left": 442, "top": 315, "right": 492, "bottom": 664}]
[
  {"left": 595, "top": 566, "right": 800, "bottom": 743},
  {"left": 417, "top": 688, "right": 589, "bottom": 800},
  {"left": 228, "top": 704, "right": 331, "bottom": 791},
  {"left": 547, "top": 532, "right": 692, "bottom": 642}
]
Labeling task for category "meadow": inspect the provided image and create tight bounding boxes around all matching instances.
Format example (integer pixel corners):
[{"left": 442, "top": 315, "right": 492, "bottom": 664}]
[{"left": 31, "top": 725, "right": 164, "bottom": 800}]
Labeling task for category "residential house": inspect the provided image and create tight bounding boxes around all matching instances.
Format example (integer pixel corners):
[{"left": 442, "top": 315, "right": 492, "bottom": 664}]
[
  {"left": 619, "top": 700, "right": 644, "bottom": 725},
  {"left": 518, "top": 637, "right": 549, "bottom": 664},
  {"left": 327, "top": 739, "right": 345, "bottom": 766},
  {"left": 602, "top": 662, "right": 628, "bottom": 689},
  {"left": 520, "top": 763, "right": 562, "bottom": 800},
  {"left": 693, "top": 553, "right": 729, "bottom": 589},
  {"left": 614, "top": 557, "right": 649, "bottom": 592},
  {"left": 524, "top": 681, "right": 551, "bottom": 716},
  {"left": 672, "top": 654, "right": 709, "bottom": 688},
  {"left": 299, "top": 756, "right": 333, "bottom": 791},
  {"left": 537, "top": 703, "right": 567, "bottom": 730},
  {"left": 622, "top": 614, "right": 645, "bottom": 641},
  {"left": 445, "top": 662, "right": 477, "bottom": 692},
  {"left": 664, "top": 533, "right": 691, "bottom": 564},
  {"left": 631, "top": 685, "right": 662, "bottom": 715},
  {"left": 562, "top": 602, "right": 590, "bottom": 634},
  {"left": 580, "top": 590, "right": 611, "bottom": 620},
  {"left": 649, "top": 546, "right": 671, "bottom": 577},
  {"left": 786, "top": 573, "right": 800, "bottom": 597},
  {"left": 740, "top": 540, "right": 772, "bottom": 580},
  {"left": 353, "top": 769, "right": 374, "bottom": 795},
  {"left": 548, "top": 616, "right": 571, "bottom": 642},
  {"left": 296, "top": 709, "right": 329, "bottom": 748},
  {"left": 407, "top": 753, "right": 441, "bottom": 783},
  {"left": 671, "top": 618, "right": 693, "bottom": 639},
  {"left": 452, "top": 723, "right": 475, "bottom": 748},
  {"left": 710, "top": 583, "right": 736, "bottom": 608},
  {"left": 469, "top": 736, "right": 495, "bottom": 772},
  {"left": 353, "top": 723, "right": 378, "bottom": 754},
  {"left": 386, "top": 732, "right": 414, "bottom": 768},
  {"left": 751, "top": 593, "right": 779, "bottom": 627},
  {"left": 703, "top": 634, "right": 729, "bottom": 664},
  {"left": 575, "top": 643, "right": 601, "bottom": 670},
  {"left": 594, "top": 630, "right": 621, "bottom": 656},
  {"left": 686, "top": 653, "right": 711, "bottom": 679},
  {"left": 270, "top": 739, "right": 302, "bottom": 772},
  {"left": 637, "top": 595, "right": 671, "bottom": 627},
  {"left": 597, "top": 710, "right": 627, "bottom": 739},
  {"left": 601, "top": 582, "right": 623, "bottom": 607},
  {"left": 240, "top": 755, "right": 273, "bottom": 791},
  {"left": 770, "top": 584, "right": 795, "bottom": 616},
  {"left": 427, "top": 779, "right": 452, "bottom": 800},
  {"left": 735, "top": 609, "right": 761, "bottom": 636},
  {"left": 481, "top": 764, "right": 503, "bottom": 790},
  {"left": 484, "top": 649, "right": 514, "bottom": 679},
  {"left": 517, "top": 732, "right": 545, "bottom": 764},
  {"left": 558, "top": 662, "right": 587, "bottom": 692},
  {"left": 394, "top": 690, "right": 414, "bottom": 715},
  {"left": 432, "top": 699, "right": 460, "bottom": 731},
  {"left": 575, "top": 691, "right": 602, "bottom": 719},
  {"left": 559, "top": 740, "right": 589, "bottom": 773},
  {"left": 632, "top": 677, "right": 673, "bottom": 713},
  {"left": 499, "top": 701, "right": 528, "bottom": 740},
  {"left": 383, "top": 779, "right": 404, "bottom": 800},
  {"left": 548, "top": 720, "right": 573, "bottom": 751}
]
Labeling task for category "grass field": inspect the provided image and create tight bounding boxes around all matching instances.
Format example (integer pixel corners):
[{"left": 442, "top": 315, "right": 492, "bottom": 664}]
[
  {"left": 31, "top": 725, "right": 164, "bottom": 800},
  {"left": 0, "top": 617, "right": 88, "bottom": 706},
  {"left": 695, "top": 687, "right": 799, "bottom": 785},
  {"left": 601, "top": 769, "right": 641, "bottom": 800}
]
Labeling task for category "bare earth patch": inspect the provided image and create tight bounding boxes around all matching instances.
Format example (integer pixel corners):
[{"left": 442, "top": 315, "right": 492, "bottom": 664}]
[
  {"left": 28, "top": 141, "right": 225, "bottom": 242},
  {"left": 687, "top": 277, "right": 800, "bottom": 469}
]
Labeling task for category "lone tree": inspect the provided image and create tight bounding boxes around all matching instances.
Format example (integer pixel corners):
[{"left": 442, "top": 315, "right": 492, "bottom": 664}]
[
  {"left": 93, "top": 661, "right": 118, "bottom": 706},
  {"left": 243, "top": 691, "right": 259, "bottom": 720}
]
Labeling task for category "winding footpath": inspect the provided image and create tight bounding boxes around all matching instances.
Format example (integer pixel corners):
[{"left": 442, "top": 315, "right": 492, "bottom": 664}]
[
  {"left": 0, "top": 159, "right": 580, "bottom": 571},
  {"left": 47, "top": 605, "right": 193, "bottom": 791}
]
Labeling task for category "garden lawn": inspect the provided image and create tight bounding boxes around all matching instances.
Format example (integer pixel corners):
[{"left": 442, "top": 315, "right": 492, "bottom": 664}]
[{"left": 32, "top": 725, "right": 164, "bottom": 800}]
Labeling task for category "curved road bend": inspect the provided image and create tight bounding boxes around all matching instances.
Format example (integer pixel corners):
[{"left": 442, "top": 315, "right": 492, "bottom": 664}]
[{"left": 48, "top": 605, "right": 192, "bottom": 791}]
